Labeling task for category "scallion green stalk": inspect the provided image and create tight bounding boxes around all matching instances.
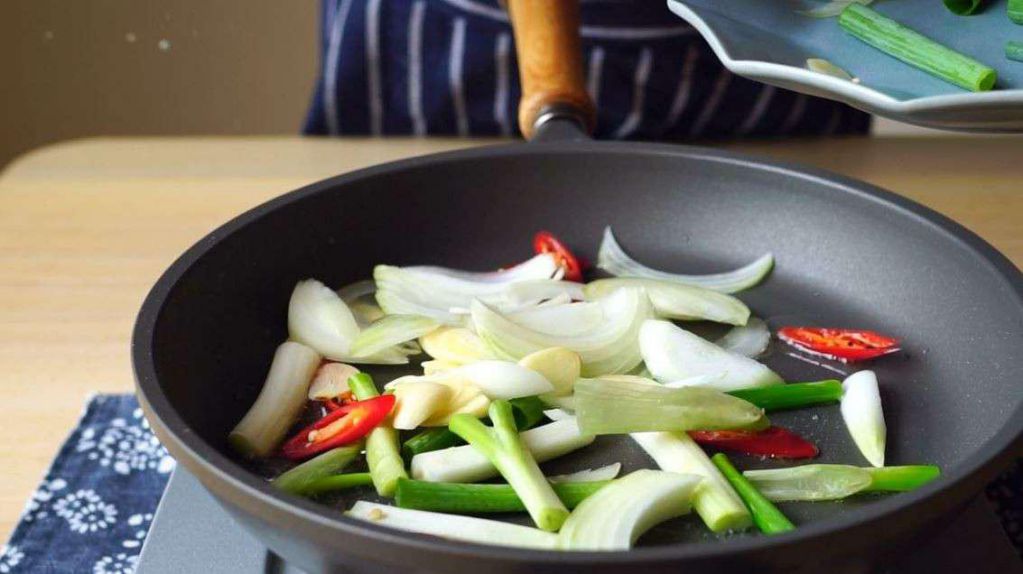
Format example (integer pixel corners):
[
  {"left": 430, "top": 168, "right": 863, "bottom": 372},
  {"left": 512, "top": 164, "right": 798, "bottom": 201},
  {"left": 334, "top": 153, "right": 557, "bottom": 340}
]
[
  {"left": 711, "top": 454, "right": 794, "bottom": 535},
  {"left": 863, "top": 465, "right": 941, "bottom": 492},
  {"left": 449, "top": 401, "right": 569, "bottom": 531},
  {"left": 943, "top": 0, "right": 984, "bottom": 15},
  {"left": 349, "top": 373, "right": 407, "bottom": 497},
  {"left": 1011, "top": 0, "right": 1023, "bottom": 24},
  {"left": 394, "top": 478, "right": 609, "bottom": 513},
  {"left": 727, "top": 380, "right": 842, "bottom": 411},
  {"left": 301, "top": 472, "right": 374, "bottom": 496},
  {"left": 1007, "top": 41, "right": 1023, "bottom": 62},
  {"left": 839, "top": 4, "right": 996, "bottom": 91},
  {"left": 272, "top": 445, "right": 362, "bottom": 495}
]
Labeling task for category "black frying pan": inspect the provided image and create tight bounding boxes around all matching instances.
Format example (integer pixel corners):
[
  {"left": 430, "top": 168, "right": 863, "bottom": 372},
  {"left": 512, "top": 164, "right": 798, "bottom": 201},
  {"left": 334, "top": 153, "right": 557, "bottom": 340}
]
[{"left": 132, "top": 2, "right": 1023, "bottom": 572}]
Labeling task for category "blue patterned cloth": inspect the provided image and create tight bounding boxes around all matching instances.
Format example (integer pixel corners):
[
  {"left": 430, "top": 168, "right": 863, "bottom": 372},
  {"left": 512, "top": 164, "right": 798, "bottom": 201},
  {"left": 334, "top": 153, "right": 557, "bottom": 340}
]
[
  {"left": 1, "top": 395, "right": 174, "bottom": 574},
  {"left": 303, "top": 0, "right": 871, "bottom": 140},
  {"left": 2, "top": 394, "right": 1020, "bottom": 573}
]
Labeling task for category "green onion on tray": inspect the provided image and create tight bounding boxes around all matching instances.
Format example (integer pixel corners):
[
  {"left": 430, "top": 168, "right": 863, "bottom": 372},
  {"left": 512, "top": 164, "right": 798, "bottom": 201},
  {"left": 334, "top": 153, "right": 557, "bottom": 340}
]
[{"left": 839, "top": 4, "right": 997, "bottom": 91}]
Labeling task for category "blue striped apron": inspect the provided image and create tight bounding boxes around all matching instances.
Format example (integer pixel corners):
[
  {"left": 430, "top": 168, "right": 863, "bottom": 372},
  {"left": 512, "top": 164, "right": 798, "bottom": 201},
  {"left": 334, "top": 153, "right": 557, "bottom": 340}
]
[{"left": 303, "top": 0, "right": 870, "bottom": 139}]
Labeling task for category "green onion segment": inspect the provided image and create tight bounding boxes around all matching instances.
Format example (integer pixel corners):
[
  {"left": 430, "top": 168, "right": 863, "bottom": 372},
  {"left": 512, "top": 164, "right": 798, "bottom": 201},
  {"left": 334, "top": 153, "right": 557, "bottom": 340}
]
[
  {"left": 273, "top": 445, "right": 363, "bottom": 496},
  {"left": 394, "top": 478, "right": 610, "bottom": 513},
  {"left": 349, "top": 373, "right": 408, "bottom": 497},
  {"left": 712, "top": 454, "right": 794, "bottom": 534}
]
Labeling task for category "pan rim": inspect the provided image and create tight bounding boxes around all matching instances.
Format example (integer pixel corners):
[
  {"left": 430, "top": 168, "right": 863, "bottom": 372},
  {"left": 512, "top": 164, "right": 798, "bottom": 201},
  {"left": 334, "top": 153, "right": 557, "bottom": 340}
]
[{"left": 133, "top": 140, "right": 1023, "bottom": 566}]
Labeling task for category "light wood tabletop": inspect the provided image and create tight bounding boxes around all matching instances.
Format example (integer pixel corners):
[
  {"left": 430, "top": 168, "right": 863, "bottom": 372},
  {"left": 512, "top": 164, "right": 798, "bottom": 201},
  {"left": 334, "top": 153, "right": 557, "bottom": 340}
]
[{"left": 0, "top": 135, "right": 1020, "bottom": 541}]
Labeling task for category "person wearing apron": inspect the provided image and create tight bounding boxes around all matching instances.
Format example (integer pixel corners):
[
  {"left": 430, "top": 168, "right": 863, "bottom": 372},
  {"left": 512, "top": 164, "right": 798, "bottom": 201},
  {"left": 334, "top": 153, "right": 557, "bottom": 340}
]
[{"left": 304, "top": 0, "right": 870, "bottom": 139}]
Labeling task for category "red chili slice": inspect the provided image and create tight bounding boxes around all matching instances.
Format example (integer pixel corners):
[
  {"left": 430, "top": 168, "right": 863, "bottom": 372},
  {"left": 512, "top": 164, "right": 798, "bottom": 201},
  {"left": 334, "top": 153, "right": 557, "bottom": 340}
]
[
  {"left": 280, "top": 394, "right": 395, "bottom": 460},
  {"left": 533, "top": 231, "right": 584, "bottom": 282},
  {"left": 689, "top": 426, "right": 819, "bottom": 459},
  {"left": 777, "top": 326, "right": 900, "bottom": 363}
]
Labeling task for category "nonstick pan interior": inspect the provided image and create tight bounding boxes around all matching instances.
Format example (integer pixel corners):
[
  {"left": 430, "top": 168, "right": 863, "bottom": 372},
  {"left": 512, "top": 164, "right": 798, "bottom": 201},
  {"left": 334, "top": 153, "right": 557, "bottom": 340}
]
[{"left": 135, "top": 141, "right": 1023, "bottom": 571}]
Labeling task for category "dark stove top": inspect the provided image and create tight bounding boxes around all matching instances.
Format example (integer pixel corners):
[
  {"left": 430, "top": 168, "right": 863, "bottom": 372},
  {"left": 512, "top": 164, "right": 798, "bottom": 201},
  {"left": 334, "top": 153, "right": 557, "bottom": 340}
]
[{"left": 136, "top": 469, "right": 1022, "bottom": 574}]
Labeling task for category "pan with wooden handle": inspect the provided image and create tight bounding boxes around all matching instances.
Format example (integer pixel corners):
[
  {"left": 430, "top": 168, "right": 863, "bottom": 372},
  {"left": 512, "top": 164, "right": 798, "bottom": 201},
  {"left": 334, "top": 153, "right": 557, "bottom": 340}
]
[{"left": 133, "top": 1, "right": 1023, "bottom": 572}]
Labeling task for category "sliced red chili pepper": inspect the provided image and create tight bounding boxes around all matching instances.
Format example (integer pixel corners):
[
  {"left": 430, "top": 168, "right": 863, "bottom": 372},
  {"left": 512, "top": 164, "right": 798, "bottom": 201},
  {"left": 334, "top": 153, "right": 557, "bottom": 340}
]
[
  {"left": 689, "top": 426, "right": 819, "bottom": 459},
  {"left": 777, "top": 326, "right": 900, "bottom": 363},
  {"left": 280, "top": 394, "right": 395, "bottom": 460},
  {"left": 533, "top": 231, "right": 584, "bottom": 282}
]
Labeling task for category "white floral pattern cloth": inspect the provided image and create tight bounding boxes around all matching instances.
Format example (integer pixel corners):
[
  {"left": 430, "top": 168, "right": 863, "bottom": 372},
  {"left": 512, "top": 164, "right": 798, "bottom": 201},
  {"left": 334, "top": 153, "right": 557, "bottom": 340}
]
[{"left": 2, "top": 395, "right": 174, "bottom": 573}]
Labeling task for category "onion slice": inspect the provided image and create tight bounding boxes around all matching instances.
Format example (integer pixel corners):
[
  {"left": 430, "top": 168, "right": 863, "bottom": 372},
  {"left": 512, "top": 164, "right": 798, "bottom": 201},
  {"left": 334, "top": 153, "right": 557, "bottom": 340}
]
[
  {"left": 557, "top": 470, "right": 701, "bottom": 550},
  {"left": 640, "top": 320, "right": 783, "bottom": 391},
  {"left": 350, "top": 314, "right": 439, "bottom": 358},
  {"left": 584, "top": 277, "right": 750, "bottom": 325},
  {"left": 715, "top": 317, "right": 770, "bottom": 358},
  {"left": 472, "top": 287, "right": 653, "bottom": 377},
  {"left": 375, "top": 255, "right": 560, "bottom": 324},
  {"left": 597, "top": 227, "right": 773, "bottom": 294}
]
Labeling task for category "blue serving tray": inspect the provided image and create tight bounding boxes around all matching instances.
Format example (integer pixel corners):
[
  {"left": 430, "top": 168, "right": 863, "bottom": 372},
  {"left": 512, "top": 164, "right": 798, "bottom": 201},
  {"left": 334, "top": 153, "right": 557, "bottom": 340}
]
[{"left": 667, "top": 0, "right": 1023, "bottom": 131}]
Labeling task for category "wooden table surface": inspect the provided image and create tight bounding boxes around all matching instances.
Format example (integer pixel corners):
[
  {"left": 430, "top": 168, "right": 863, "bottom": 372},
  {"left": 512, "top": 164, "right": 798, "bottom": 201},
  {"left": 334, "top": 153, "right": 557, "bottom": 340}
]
[{"left": 0, "top": 135, "right": 1020, "bottom": 541}]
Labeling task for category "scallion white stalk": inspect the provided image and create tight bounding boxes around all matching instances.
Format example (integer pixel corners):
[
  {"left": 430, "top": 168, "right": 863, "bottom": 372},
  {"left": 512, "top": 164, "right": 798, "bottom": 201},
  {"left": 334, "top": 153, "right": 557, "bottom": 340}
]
[
  {"left": 575, "top": 377, "right": 768, "bottom": 435},
  {"left": 347, "top": 502, "right": 558, "bottom": 549},
  {"left": 743, "top": 464, "right": 874, "bottom": 501},
  {"left": 229, "top": 341, "right": 321, "bottom": 458},
  {"left": 841, "top": 370, "right": 886, "bottom": 467},
  {"left": 411, "top": 418, "right": 595, "bottom": 483}
]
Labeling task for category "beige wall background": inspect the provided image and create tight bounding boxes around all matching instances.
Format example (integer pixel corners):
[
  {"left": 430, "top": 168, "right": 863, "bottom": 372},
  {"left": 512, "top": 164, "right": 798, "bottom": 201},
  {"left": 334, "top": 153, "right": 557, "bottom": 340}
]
[{"left": 1, "top": 1, "right": 320, "bottom": 169}]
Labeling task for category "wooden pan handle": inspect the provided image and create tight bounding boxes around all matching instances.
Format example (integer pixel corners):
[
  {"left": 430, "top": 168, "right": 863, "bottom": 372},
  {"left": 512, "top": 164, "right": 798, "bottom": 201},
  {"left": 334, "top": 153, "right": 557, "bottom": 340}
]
[{"left": 506, "top": 0, "right": 595, "bottom": 139}]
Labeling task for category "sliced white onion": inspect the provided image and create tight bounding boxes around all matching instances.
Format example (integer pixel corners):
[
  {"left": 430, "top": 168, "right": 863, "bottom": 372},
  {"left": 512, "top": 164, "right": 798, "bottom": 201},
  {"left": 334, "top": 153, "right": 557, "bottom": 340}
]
[
  {"left": 307, "top": 362, "right": 360, "bottom": 401},
  {"left": 505, "top": 301, "right": 605, "bottom": 337},
  {"left": 584, "top": 277, "right": 750, "bottom": 325},
  {"left": 662, "top": 374, "right": 727, "bottom": 389},
  {"left": 337, "top": 279, "right": 376, "bottom": 304},
  {"left": 350, "top": 314, "right": 439, "bottom": 358},
  {"left": 806, "top": 58, "right": 855, "bottom": 81},
  {"left": 841, "top": 370, "right": 886, "bottom": 467},
  {"left": 799, "top": 0, "right": 873, "bottom": 18},
  {"left": 715, "top": 317, "right": 770, "bottom": 358},
  {"left": 504, "top": 279, "right": 586, "bottom": 305},
  {"left": 375, "top": 255, "right": 559, "bottom": 324},
  {"left": 288, "top": 279, "right": 361, "bottom": 359},
  {"left": 541, "top": 395, "right": 577, "bottom": 412},
  {"left": 597, "top": 227, "right": 774, "bottom": 294},
  {"left": 558, "top": 470, "right": 701, "bottom": 550},
  {"left": 348, "top": 502, "right": 558, "bottom": 550},
  {"left": 548, "top": 463, "right": 622, "bottom": 484},
  {"left": 640, "top": 320, "right": 783, "bottom": 392},
  {"left": 229, "top": 341, "right": 321, "bottom": 458},
  {"left": 473, "top": 287, "right": 652, "bottom": 377}
]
